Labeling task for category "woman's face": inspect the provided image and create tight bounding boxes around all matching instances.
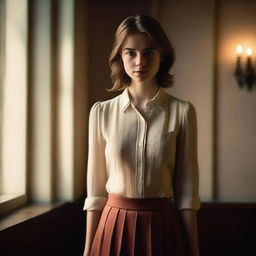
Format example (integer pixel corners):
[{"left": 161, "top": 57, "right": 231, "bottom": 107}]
[{"left": 121, "top": 32, "right": 161, "bottom": 85}]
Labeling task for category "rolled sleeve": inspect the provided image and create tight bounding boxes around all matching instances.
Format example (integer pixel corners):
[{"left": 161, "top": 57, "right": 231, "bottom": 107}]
[
  {"left": 83, "top": 102, "right": 108, "bottom": 211},
  {"left": 174, "top": 102, "right": 200, "bottom": 211},
  {"left": 83, "top": 196, "right": 108, "bottom": 211}
]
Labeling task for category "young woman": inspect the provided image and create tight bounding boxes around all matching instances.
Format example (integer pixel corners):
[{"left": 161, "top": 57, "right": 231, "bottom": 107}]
[{"left": 83, "top": 15, "right": 200, "bottom": 256}]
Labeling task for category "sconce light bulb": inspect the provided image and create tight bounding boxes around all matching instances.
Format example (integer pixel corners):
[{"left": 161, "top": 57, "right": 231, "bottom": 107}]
[
  {"left": 236, "top": 44, "right": 243, "bottom": 55},
  {"left": 246, "top": 48, "right": 252, "bottom": 56}
]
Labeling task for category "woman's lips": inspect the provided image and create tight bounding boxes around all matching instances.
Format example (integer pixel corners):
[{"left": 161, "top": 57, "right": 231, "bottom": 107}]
[{"left": 133, "top": 70, "right": 148, "bottom": 76}]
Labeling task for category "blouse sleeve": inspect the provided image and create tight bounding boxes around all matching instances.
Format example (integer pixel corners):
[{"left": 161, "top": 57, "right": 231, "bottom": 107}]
[
  {"left": 83, "top": 102, "right": 108, "bottom": 211},
  {"left": 173, "top": 102, "right": 200, "bottom": 211}
]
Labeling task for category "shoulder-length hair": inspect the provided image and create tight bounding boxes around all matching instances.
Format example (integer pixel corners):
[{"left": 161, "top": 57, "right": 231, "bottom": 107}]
[{"left": 108, "top": 15, "right": 175, "bottom": 91}]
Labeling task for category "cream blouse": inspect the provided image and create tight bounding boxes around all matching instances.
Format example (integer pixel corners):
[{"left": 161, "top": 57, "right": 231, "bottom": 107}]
[{"left": 83, "top": 87, "right": 200, "bottom": 211}]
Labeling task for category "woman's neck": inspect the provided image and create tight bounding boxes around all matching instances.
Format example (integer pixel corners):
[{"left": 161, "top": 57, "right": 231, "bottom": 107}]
[{"left": 128, "top": 81, "right": 160, "bottom": 107}]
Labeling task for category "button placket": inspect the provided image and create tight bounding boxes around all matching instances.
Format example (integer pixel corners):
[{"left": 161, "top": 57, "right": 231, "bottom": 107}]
[{"left": 133, "top": 106, "right": 147, "bottom": 197}]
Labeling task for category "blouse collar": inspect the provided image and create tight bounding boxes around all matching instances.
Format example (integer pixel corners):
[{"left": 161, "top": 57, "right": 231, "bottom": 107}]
[{"left": 120, "top": 87, "right": 167, "bottom": 113}]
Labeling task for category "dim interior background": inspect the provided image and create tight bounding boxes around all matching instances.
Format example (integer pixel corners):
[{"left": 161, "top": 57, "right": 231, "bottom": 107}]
[{"left": 0, "top": 0, "right": 256, "bottom": 255}]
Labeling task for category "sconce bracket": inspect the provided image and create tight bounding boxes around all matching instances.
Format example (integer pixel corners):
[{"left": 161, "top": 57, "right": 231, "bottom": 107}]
[{"left": 234, "top": 56, "right": 255, "bottom": 91}]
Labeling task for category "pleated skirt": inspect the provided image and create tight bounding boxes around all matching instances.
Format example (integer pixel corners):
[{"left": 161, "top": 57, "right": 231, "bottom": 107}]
[{"left": 90, "top": 194, "right": 188, "bottom": 256}]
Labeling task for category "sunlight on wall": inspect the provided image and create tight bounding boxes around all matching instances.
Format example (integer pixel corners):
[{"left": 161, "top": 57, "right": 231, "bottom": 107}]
[{"left": 2, "top": 0, "right": 27, "bottom": 196}]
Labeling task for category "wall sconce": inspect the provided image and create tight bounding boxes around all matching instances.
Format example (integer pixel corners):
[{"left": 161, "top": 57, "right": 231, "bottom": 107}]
[{"left": 234, "top": 45, "right": 255, "bottom": 90}]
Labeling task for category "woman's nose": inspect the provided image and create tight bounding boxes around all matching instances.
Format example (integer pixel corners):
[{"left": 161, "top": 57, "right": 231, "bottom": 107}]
[{"left": 135, "top": 53, "right": 146, "bottom": 67}]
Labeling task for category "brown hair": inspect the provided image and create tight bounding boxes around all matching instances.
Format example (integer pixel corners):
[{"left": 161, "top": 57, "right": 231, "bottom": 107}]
[{"left": 108, "top": 15, "right": 175, "bottom": 91}]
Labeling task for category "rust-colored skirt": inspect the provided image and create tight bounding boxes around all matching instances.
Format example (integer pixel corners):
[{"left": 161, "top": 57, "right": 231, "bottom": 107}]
[{"left": 90, "top": 194, "right": 188, "bottom": 256}]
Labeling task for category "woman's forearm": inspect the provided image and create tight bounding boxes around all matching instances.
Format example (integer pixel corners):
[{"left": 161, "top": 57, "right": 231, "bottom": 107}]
[
  {"left": 180, "top": 209, "right": 200, "bottom": 256},
  {"left": 83, "top": 210, "right": 102, "bottom": 256}
]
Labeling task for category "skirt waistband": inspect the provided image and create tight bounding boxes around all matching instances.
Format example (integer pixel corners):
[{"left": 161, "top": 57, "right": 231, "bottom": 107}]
[{"left": 106, "top": 194, "right": 173, "bottom": 211}]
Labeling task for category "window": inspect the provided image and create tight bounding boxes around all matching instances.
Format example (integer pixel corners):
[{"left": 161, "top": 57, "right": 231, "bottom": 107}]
[{"left": 0, "top": 0, "right": 88, "bottom": 217}]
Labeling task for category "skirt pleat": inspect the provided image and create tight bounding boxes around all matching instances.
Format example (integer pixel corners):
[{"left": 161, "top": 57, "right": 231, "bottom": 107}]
[
  {"left": 124, "top": 210, "right": 137, "bottom": 255},
  {"left": 90, "top": 205, "right": 111, "bottom": 256},
  {"left": 151, "top": 211, "right": 163, "bottom": 255},
  {"left": 110, "top": 209, "right": 126, "bottom": 255},
  {"left": 162, "top": 209, "right": 175, "bottom": 252},
  {"left": 90, "top": 194, "right": 187, "bottom": 256},
  {"left": 135, "top": 211, "right": 152, "bottom": 256},
  {"left": 101, "top": 207, "right": 119, "bottom": 255}
]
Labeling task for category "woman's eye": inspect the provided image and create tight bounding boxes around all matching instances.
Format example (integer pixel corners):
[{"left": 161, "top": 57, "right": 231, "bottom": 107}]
[
  {"left": 145, "top": 51, "right": 154, "bottom": 57},
  {"left": 126, "top": 51, "right": 135, "bottom": 57}
]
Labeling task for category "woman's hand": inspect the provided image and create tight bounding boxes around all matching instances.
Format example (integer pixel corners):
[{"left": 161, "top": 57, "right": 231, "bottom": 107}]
[
  {"left": 180, "top": 209, "right": 200, "bottom": 256},
  {"left": 83, "top": 210, "right": 102, "bottom": 256}
]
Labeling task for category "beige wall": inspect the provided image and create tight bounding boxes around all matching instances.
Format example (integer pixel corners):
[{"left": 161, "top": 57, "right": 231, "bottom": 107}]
[
  {"left": 217, "top": 0, "right": 256, "bottom": 201},
  {"left": 87, "top": 0, "right": 256, "bottom": 202}
]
